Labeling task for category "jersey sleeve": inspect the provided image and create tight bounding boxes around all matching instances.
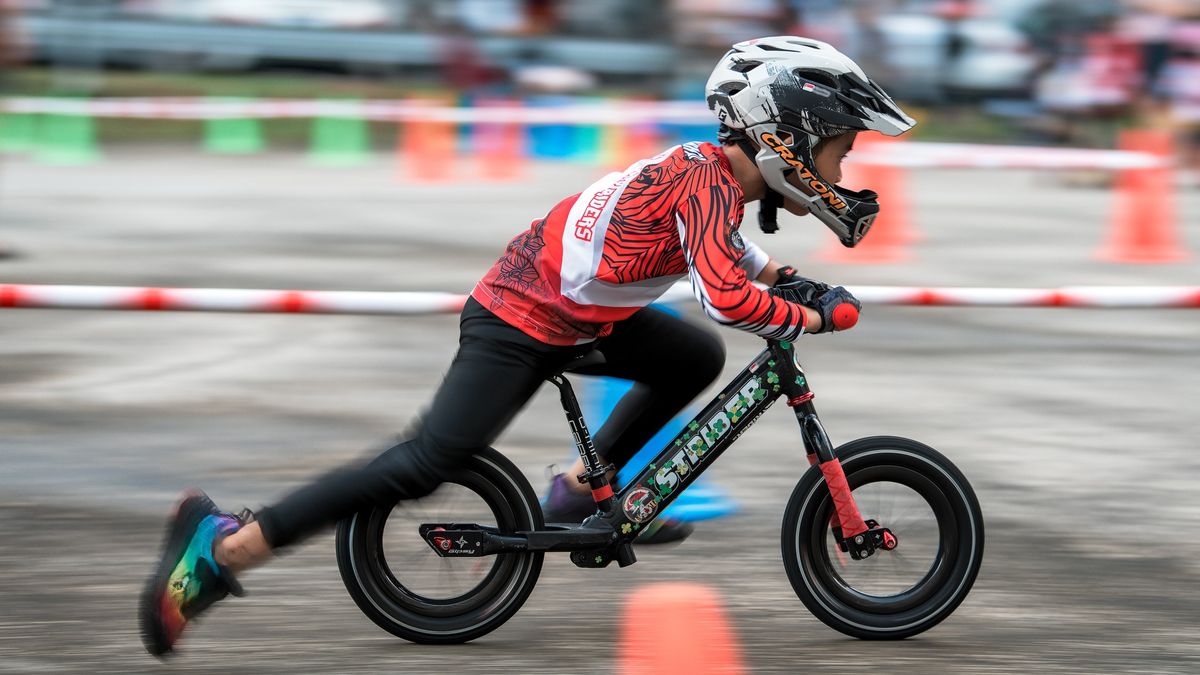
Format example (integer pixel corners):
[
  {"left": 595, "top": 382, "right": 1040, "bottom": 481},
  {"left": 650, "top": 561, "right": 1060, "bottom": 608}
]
[
  {"left": 675, "top": 184, "right": 806, "bottom": 340},
  {"left": 736, "top": 236, "right": 769, "bottom": 279}
]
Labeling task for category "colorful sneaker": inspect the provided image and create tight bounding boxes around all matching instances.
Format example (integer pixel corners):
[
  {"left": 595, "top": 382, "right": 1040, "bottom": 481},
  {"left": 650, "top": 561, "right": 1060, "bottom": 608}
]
[
  {"left": 139, "top": 491, "right": 244, "bottom": 657},
  {"left": 540, "top": 472, "right": 694, "bottom": 545}
]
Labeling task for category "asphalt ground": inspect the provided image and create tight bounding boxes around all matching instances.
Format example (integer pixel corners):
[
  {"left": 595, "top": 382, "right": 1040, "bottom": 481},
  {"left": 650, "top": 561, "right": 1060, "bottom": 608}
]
[{"left": 1, "top": 150, "right": 1198, "bottom": 674}]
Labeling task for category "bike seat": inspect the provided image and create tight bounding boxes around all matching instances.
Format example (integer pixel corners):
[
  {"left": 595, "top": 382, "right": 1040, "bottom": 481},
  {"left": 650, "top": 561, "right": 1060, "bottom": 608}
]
[{"left": 558, "top": 350, "right": 606, "bottom": 375}]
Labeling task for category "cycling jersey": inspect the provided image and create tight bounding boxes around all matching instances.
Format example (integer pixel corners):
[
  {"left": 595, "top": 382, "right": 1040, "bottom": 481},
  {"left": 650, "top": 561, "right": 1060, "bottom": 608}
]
[{"left": 471, "top": 141, "right": 807, "bottom": 345}]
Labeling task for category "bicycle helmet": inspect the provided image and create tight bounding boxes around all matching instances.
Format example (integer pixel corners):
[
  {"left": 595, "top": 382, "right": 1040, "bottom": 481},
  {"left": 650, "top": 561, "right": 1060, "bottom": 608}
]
[{"left": 706, "top": 36, "right": 916, "bottom": 245}]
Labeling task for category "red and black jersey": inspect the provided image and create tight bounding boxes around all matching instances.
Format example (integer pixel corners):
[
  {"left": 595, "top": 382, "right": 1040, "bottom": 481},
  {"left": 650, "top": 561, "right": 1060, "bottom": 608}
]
[{"left": 471, "top": 142, "right": 807, "bottom": 345}]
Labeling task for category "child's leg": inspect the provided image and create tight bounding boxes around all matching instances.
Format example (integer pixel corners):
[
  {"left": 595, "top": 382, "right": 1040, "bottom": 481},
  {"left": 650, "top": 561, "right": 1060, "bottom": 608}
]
[
  {"left": 574, "top": 306, "right": 726, "bottom": 475},
  {"left": 249, "top": 298, "right": 585, "bottom": 553}
]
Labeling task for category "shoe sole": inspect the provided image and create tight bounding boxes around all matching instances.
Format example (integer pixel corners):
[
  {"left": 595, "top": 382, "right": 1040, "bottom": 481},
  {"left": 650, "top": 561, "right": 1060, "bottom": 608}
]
[{"left": 138, "top": 490, "right": 217, "bottom": 657}]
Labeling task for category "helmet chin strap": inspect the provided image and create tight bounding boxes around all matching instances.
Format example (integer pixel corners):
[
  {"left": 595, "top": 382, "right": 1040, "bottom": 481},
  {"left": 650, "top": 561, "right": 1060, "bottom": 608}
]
[
  {"left": 726, "top": 130, "right": 782, "bottom": 235},
  {"left": 758, "top": 188, "right": 782, "bottom": 234}
]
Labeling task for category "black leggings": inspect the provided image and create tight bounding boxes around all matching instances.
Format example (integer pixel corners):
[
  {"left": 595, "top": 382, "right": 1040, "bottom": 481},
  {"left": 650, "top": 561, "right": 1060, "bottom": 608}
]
[{"left": 256, "top": 297, "right": 725, "bottom": 549}]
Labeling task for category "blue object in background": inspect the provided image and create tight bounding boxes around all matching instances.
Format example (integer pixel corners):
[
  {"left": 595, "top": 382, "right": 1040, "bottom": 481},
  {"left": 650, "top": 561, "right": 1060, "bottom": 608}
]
[
  {"left": 578, "top": 303, "right": 739, "bottom": 523},
  {"left": 662, "top": 93, "right": 717, "bottom": 150},
  {"left": 527, "top": 96, "right": 579, "bottom": 160},
  {"left": 572, "top": 124, "right": 602, "bottom": 163},
  {"left": 583, "top": 377, "right": 739, "bottom": 523},
  {"left": 665, "top": 122, "right": 718, "bottom": 149}
]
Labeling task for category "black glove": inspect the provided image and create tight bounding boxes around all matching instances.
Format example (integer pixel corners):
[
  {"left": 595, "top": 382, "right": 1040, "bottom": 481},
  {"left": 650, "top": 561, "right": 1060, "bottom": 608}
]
[
  {"left": 768, "top": 265, "right": 830, "bottom": 306},
  {"left": 767, "top": 266, "right": 861, "bottom": 334},
  {"left": 808, "top": 286, "right": 862, "bottom": 334}
]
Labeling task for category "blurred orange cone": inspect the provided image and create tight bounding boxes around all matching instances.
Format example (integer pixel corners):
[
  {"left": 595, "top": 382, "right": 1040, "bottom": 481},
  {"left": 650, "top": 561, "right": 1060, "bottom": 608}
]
[
  {"left": 617, "top": 582, "right": 745, "bottom": 675},
  {"left": 400, "top": 99, "right": 456, "bottom": 183},
  {"left": 1097, "top": 128, "right": 1189, "bottom": 263},
  {"left": 628, "top": 121, "right": 657, "bottom": 163},
  {"left": 818, "top": 134, "right": 912, "bottom": 264},
  {"left": 625, "top": 122, "right": 660, "bottom": 167},
  {"left": 608, "top": 98, "right": 661, "bottom": 170}
]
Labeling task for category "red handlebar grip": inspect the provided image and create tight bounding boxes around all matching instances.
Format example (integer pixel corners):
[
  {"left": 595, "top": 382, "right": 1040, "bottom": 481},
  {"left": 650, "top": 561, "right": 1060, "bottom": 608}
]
[{"left": 831, "top": 303, "right": 859, "bottom": 330}]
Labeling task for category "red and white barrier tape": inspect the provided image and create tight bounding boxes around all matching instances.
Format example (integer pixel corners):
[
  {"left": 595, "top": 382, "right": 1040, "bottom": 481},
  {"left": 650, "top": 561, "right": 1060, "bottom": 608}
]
[
  {"left": 848, "top": 142, "right": 1166, "bottom": 170},
  {"left": 843, "top": 286, "right": 1200, "bottom": 308},
  {"left": 0, "top": 285, "right": 466, "bottom": 314},
  {"left": 0, "top": 97, "right": 1167, "bottom": 169},
  {"left": 2, "top": 284, "right": 1197, "bottom": 315}
]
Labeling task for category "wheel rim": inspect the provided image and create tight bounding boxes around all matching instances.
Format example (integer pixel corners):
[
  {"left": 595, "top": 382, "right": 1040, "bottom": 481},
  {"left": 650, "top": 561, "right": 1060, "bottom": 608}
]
[
  {"left": 804, "top": 465, "right": 959, "bottom": 615},
  {"left": 357, "top": 470, "right": 527, "bottom": 621},
  {"left": 379, "top": 483, "right": 509, "bottom": 606}
]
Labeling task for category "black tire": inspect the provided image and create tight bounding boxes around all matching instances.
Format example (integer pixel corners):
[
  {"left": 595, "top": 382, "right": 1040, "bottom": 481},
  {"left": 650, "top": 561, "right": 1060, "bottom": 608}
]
[
  {"left": 781, "top": 436, "right": 984, "bottom": 640},
  {"left": 335, "top": 447, "right": 543, "bottom": 644}
]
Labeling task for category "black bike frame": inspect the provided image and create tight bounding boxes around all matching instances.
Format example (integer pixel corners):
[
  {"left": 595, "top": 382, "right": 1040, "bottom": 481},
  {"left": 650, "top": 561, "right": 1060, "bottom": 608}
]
[
  {"left": 586, "top": 339, "right": 867, "bottom": 547},
  {"left": 423, "top": 339, "right": 878, "bottom": 566}
]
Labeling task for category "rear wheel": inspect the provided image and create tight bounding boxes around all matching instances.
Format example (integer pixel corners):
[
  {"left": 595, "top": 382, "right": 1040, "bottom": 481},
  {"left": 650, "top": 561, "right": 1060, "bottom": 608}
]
[
  {"left": 781, "top": 436, "right": 984, "bottom": 639},
  {"left": 335, "top": 448, "right": 543, "bottom": 644}
]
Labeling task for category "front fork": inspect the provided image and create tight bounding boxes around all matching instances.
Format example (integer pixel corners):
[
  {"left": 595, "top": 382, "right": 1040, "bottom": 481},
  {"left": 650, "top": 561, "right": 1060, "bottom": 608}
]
[{"left": 783, "top": 352, "right": 897, "bottom": 560}]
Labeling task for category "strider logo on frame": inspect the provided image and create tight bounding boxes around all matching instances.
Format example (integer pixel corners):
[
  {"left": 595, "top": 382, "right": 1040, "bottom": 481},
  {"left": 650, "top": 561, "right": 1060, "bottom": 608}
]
[
  {"left": 621, "top": 376, "right": 767, "bottom": 525},
  {"left": 759, "top": 131, "right": 848, "bottom": 211}
]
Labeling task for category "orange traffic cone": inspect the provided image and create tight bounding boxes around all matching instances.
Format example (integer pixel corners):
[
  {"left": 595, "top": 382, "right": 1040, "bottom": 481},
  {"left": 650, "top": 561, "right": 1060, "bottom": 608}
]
[
  {"left": 608, "top": 98, "right": 661, "bottom": 171},
  {"left": 617, "top": 582, "right": 745, "bottom": 675},
  {"left": 400, "top": 98, "right": 456, "bottom": 183},
  {"left": 817, "top": 133, "right": 913, "bottom": 264},
  {"left": 1097, "top": 128, "right": 1189, "bottom": 263},
  {"left": 625, "top": 122, "right": 660, "bottom": 167}
]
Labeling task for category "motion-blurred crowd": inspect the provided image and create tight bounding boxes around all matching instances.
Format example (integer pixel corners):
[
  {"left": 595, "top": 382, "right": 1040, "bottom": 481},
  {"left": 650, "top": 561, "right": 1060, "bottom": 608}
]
[{"left": 2, "top": 0, "right": 1199, "bottom": 179}]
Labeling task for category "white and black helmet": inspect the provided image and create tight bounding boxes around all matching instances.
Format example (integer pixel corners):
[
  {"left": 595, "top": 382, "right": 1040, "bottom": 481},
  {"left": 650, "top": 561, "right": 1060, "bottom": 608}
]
[{"left": 706, "top": 36, "right": 916, "bottom": 246}]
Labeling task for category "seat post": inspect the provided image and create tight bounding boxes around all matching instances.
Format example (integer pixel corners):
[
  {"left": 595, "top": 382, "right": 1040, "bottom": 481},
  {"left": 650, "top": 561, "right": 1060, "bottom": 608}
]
[{"left": 546, "top": 373, "right": 616, "bottom": 513}]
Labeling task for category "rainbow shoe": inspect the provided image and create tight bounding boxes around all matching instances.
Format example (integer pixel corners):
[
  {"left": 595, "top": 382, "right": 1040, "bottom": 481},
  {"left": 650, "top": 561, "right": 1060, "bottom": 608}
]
[{"left": 139, "top": 491, "right": 243, "bottom": 657}]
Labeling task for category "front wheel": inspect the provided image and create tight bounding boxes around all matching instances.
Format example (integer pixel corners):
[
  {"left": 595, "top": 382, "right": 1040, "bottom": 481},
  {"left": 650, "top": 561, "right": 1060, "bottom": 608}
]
[
  {"left": 335, "top": 447, "right": 543, "bottom": 644},
  {"left": 781, "top": 436, "right": 984, "bottom": 639}
]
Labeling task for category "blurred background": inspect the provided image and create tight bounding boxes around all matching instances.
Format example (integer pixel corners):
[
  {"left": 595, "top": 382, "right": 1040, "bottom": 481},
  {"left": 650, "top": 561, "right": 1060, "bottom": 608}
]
[
  {"left": 1, "top": 1, "right": 1199, "bottom": 674},
  {"left": 1, "top": 0, "right": 1198, "bottom": 156}
]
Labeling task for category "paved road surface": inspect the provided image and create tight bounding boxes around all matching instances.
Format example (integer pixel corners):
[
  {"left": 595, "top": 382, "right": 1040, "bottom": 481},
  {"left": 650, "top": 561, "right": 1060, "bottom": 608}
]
[{"left": 1, "top": 151, "right": 1198, "bottom": 673}]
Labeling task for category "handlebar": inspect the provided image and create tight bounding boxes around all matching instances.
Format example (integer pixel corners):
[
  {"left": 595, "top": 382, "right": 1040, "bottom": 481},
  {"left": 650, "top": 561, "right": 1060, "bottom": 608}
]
[{"left": 831, "top": 303, "right": 859, "bottom": 331}]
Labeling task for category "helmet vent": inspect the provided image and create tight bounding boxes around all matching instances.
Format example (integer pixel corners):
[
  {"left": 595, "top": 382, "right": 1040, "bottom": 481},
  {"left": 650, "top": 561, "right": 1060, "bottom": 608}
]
[
  {"left": 729, "top": 59, "right": 762, "bottom": 73},
  {"left": 757, "top": 41, "right": 820, "bottom": 52},
  {"left": 794, "top": 70, "right": 837, "bottom": 88}
]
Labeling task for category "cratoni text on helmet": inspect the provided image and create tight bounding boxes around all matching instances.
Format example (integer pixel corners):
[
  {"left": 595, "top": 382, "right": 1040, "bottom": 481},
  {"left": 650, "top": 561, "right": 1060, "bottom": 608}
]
[
  {"left": 704, "top": 36, "right": 915, "bottom": 245},
  {"left": 759, "top": 132, "right": 848, "bottom": 211}
]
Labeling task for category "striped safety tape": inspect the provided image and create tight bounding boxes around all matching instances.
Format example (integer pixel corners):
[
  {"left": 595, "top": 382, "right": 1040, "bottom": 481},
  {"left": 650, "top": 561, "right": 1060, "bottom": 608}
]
[{"left": 2, "top": 284, "right": 1198, "bottom": 314}]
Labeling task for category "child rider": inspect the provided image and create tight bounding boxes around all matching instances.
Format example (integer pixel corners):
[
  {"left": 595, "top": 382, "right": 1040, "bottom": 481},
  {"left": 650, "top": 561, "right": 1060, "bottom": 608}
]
[{"left": 140, "top": 35, "right": 915, "bottom": 656}]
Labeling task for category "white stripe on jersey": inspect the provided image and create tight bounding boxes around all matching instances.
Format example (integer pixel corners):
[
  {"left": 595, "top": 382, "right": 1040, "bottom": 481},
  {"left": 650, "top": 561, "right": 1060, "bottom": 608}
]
[
  {"left": 675, "top": 213, "right": 737, "bottom": 326},
  {"left": 738, "top": 237, "right": 769, "bottom": 278},
  {"left": 562, "top": 276, "right": 680, "bottom": 308},
  {"left": 559, "top": 147, "right": 680, "bottom": 305}
]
